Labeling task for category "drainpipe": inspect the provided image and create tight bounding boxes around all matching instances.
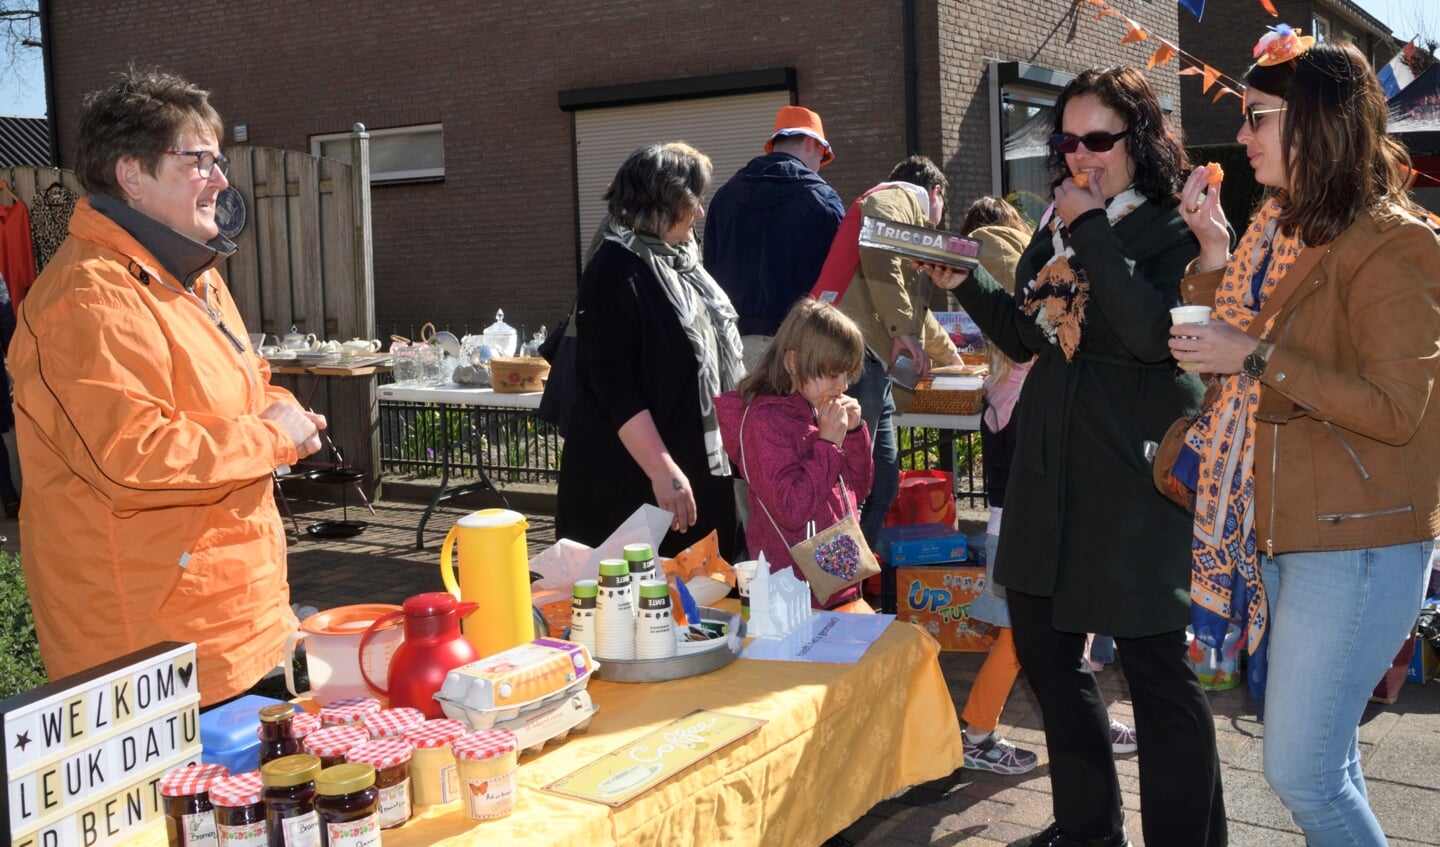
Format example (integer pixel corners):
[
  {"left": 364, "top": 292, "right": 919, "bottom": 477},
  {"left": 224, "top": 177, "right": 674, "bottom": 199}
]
[
  {"left": 902, "top": 0, "right": 918, "bottom": 154},
  {"left": 39, "top": 0, "right": 57, "bottom": 166}
]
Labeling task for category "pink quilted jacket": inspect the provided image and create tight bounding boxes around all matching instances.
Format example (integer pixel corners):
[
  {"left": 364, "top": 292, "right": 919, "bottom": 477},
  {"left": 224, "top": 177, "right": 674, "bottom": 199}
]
[{"left": 715, "top": 390, "right": 873, "bottom": 608}]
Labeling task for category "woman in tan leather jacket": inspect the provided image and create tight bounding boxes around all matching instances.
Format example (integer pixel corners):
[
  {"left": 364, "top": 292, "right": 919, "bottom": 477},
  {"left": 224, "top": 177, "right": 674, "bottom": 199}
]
[{"left": 1169, "top": 32, "right": 1440, "bottom": 846}]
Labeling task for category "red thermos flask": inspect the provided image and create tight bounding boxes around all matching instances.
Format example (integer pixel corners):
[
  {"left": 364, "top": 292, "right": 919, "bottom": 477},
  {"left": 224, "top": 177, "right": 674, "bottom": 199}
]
[{"left": 360, "top": 592, "right": 480, "bottom": 718}]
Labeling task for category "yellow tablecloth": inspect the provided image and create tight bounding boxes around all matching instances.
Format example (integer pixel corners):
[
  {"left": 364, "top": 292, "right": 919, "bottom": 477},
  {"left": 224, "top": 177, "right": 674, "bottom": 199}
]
[{"left": 132, "top": 619, "right": 961, "bottom": 846}]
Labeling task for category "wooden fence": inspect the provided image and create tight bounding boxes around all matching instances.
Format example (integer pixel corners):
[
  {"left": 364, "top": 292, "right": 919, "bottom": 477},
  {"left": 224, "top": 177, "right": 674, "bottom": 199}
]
[{"left": 2, "top": 129, "right": 383, "bottom": 497}]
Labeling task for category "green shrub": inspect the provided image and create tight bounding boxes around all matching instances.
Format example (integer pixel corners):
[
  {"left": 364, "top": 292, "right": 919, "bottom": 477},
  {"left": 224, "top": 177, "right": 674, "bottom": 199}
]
[{"left": 0, "top": 550, "right": 47, "bottom": 698}]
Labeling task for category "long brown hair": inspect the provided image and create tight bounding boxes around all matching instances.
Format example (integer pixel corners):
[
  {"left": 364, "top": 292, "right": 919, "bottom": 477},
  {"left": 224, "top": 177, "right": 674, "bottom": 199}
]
[
  {"left": 1046, "top": 67, "right": 1189, "bottom": 204},
  {"left": 1245, "top": 41, "right": 1419, "bottom": 244}
]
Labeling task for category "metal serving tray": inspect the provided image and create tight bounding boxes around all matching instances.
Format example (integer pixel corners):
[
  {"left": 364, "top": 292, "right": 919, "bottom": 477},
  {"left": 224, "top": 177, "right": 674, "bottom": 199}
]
[{"left": 593, "top": 606, "right": 745, "bottom": 683}]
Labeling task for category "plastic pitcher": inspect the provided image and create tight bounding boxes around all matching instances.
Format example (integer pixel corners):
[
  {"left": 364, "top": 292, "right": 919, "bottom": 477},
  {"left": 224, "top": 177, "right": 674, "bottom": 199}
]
[
  {"left": 439, "top": 509, "right": 535, "bottom": 657},
  {"left": 284, "top": 604, "right": 404, "bottom": 703},
  {"left": 359, "top": 593, "right": 480, "bottom": 718}
]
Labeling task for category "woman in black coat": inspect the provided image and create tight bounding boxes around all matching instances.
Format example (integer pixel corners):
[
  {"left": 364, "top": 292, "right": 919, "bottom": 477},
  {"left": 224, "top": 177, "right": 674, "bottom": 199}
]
[
  {"left": 927, "top": 67, "right": 1226, "bottom": 847},
  {"left": 556, "top": 143, "right": 744, "bottom": 559}
]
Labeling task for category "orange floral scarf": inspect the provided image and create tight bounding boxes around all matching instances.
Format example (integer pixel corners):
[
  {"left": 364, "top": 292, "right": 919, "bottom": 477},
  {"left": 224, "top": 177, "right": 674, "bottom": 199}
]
[{"left": 1185, "top": 197, "right": 1303, "bottom": 698}]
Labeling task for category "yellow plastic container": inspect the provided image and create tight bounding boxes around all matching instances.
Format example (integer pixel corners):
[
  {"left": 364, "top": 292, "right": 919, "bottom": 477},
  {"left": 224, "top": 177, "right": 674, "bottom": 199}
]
[{"left": 440, "top": 509, "right": 534, "bottom": 657}]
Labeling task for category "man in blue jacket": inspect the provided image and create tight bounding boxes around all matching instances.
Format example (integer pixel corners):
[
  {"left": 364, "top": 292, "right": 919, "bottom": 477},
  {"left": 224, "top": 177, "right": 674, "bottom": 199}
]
[{"left": 704, "top": 106, "right": 844, "bottom": 370}]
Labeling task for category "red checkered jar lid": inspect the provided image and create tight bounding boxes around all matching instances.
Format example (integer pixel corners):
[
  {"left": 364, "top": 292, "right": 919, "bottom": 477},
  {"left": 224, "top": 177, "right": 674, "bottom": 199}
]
[
  {"left": 451, "top": 729, "right": 518, "bottom": 761},
  {"left": 319, "top": 697, "right": 382, "bottom": 726},
  {"left": 208, "top": 771, "right": 265, "bottom": 808},
  {"left": 302, "top": 725, "right": 369, "bottom": 759},
  {"left": 401, "top": 719, "right": 468, "bottom": 749},
  {"left": 158, "top": 762, "right": 231, "bottom": 797},
  {"left": 346, "top": 738, "right": 414, "bottom": 770},
  {"left": 363, "top": 707, "right": 425, "bottom": 739}
]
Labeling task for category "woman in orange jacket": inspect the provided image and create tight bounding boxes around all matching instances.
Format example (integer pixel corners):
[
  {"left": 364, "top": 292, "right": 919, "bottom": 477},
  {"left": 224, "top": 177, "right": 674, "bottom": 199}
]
[{"left": 9, "top": 68, "right": 325, "bottom": 706}]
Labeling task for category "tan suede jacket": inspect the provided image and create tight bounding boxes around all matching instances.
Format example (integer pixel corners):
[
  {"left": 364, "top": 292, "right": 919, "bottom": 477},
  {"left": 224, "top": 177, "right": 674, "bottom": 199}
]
[{"left": 1183, "top": 204, "right": 1440, "bottom": 556}]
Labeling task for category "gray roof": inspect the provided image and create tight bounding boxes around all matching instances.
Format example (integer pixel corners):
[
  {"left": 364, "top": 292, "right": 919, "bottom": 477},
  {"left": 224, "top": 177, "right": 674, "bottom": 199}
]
[{"left": 0, "top": 116, "right": 50, "bottom": 167}]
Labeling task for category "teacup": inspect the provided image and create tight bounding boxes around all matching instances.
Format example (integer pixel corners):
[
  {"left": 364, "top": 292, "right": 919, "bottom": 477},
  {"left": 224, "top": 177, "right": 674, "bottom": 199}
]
[
  {"left": 341, "top": 338, "right": 381, "bottom": 357},
  {"left": 317, "top": 339, "right": 342, "bottom": 354}
]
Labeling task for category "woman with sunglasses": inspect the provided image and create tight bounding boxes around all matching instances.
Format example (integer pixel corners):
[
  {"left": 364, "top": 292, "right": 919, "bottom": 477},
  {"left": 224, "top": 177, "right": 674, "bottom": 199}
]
[
  {"left": 1170, "top": 30, "right": 1440, "bottom": 846},
  {"left": 925, "top": 66, "right": 1226, "bottom": 847}
]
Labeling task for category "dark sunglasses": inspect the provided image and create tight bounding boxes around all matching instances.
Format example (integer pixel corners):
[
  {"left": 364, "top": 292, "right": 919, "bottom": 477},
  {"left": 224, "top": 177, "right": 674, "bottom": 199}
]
[
  {"left": 1049, "top": 129, "right": 1130, "bottom": 154},
  {"left": 1244, "top": 104, "right": 1286, "bottom": 132}
]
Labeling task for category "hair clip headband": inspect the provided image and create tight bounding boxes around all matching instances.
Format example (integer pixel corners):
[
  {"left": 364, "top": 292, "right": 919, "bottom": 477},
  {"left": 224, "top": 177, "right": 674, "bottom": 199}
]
[{"left": 1253, "top": 24, "right": 1314, "bottom": 67}]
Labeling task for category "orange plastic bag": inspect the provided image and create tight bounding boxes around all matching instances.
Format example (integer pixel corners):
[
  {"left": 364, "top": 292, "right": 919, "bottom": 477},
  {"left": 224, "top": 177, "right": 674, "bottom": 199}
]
[{"left": 883, "top": 470, "right": 956, "bottom": 528}]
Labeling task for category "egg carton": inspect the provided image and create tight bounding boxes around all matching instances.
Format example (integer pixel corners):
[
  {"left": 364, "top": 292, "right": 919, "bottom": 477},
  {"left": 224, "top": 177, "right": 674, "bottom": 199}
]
[
  {"left": 491, "top": 691, "right": 597, "bottom": 756},
  {"left": 434, "top": 670, "right": 594, "bottom": 730}
]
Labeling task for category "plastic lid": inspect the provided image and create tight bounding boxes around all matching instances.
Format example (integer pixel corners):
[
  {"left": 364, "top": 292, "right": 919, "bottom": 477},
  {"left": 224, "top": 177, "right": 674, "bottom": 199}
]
[
  {"left": 638, "top": 579, "right": 670, "bottom": 599},
  {"left": 362, "top": 707, "right": 426, "bottom": 739},
  {"left": 571, "top": 579, "right": 598, "bottom": 598},
  {"left": 451, "top": 729, "right": 518, "bottom": 761},
  {"left": 346, "top": 738, "right": 414, "bottom": 770},
  {"left": 454, "top": 508, "right": 525, "bottom": 529},
  {"left": 401, "top": 592, "right": 463, "bottom": 617},
  {"left": 598, "top": 559, "right": 628, "bottom": 576},
  {"left": 159, "top": 762, "right": 230, "bottom": 797},
  {"left": 209, "top": 771, "right": 265, "bottom": 808},
  {"left": 402, "top": 719, "right": 468, "bottom": 749},
  {"left": 316, "top": 762, "right": 376, "bottom": 796},
  {"left": 298, "top": 605, "right": 402, "bottom": 637},
  {"left": 303, "top": 725, "right": 369, "bottom": 758},
  {"left": 623, "top": 543, "right": 654, "bottom": 562},
  {"left": 258, "top": 704, "right": 297, "bottom": 724},
  {"left": 261, "top": 754, "right": 322, "bottom": 788}
]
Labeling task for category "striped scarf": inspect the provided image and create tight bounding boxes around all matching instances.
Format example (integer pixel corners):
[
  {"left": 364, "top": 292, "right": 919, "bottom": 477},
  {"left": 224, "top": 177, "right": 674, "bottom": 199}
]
[
  {"left": 1185, "top": 197, "right": 1303, "bottom": 700},
  {"left": 603, "top": 218, "right": 745, "bottom": 477}
]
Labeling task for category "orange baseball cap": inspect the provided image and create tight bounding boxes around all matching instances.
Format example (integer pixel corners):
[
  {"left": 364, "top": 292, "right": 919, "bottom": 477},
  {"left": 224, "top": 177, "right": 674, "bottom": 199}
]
[{"left": 765, "top": 105, "right": 834, "bottom": 167}]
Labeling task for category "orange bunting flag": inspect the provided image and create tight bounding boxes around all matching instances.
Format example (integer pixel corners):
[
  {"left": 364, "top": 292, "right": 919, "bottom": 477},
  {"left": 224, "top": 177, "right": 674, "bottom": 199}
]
[
  {"left": 1096, "top": 7, "right": 1122, "bottom": 22},
  {"left": 1259, "top": 0, "right": 1278, "bottom": 16},
  {"left": 1083, "top": 0, "right": 1109, "bottom": 7},
  {"left": 1148, "top": 42, "right": 1177, "bottom": 69},
  {"left": 1120, "top": 17, "right": 1148, "bottom": 44},
  {"left": 1212, "top": 86, "right": 1241, "bottom": 103}
]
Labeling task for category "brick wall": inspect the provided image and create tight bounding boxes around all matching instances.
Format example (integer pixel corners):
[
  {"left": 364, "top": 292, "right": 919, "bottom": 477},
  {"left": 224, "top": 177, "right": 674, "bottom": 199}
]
[{"left": 44, "top": 1, "right": 1179, "bottom": 334}]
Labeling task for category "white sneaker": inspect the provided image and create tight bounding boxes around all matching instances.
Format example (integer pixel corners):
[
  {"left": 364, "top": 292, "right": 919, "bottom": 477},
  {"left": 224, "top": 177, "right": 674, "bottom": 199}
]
[{"left": 1110, "top": 718, "right": 1137, "bottom": 754}]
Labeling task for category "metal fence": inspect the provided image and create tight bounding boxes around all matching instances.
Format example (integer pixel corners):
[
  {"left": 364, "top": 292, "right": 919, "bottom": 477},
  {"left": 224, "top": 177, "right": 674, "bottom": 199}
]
[
  {"left": 378, "top": 401, "right": 562, "bottom": 484},
  {"left": 897, "top": 427, "right": 986, "bottom": 510}
]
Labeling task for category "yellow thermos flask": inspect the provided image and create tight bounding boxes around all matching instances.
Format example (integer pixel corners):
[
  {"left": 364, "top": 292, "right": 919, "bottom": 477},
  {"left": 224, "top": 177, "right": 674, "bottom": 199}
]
[{"left": 439, "top": 508, "right": 535, "bottom": 657}]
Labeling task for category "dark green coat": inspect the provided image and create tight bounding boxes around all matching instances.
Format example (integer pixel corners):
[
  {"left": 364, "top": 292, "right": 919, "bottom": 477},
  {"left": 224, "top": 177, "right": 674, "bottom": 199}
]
[{"left": 953, "top": 198, "right": 1204, "bottom": 637}]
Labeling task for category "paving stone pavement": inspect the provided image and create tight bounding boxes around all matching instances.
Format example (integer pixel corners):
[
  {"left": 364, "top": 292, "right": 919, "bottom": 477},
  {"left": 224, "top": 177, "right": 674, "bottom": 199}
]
[{"left": 19, "top": 491, "right": 1434, "bottom": 847}]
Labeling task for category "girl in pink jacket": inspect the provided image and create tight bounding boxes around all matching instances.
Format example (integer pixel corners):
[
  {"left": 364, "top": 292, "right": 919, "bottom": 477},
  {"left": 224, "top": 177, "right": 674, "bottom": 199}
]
[{"left": 715, "top": 298, "right": 874, "bottom": 609}]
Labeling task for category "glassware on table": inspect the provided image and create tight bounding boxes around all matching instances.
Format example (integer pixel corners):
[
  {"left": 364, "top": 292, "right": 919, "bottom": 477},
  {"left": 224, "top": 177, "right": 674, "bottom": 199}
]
[{"left": 391, "top": 344, "right": 424, "bottom": 386}]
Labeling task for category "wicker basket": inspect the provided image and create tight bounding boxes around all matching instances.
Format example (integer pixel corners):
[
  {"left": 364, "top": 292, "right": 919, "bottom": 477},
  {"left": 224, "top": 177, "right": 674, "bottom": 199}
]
[
  {"left": 907, "top": 375, "right": 985, "bottom": 416},
  {"left": 957, "top": 350, "right": 989, "bottom": 367},
  {"left": 490, "top": 356, "right": 550, "bottom": 393}
]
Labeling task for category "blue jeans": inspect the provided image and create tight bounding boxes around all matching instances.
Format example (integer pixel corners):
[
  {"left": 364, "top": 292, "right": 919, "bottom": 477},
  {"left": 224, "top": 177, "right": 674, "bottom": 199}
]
[
  {"left": 847, "top": 351, "right": 897, "bottom": 550},
  {"left": 1260, "top": 540, "right": 1432, "bottom": 846}
]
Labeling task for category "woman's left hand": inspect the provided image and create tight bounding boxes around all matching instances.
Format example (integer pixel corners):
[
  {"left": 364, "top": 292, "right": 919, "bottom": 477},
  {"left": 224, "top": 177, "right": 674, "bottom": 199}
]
[
  {"left": 1053, "top": 174, "right": 1104, "bottom": 227},
  {"left": 913, "top": 261, "right": 970, "bottom": 289},
  {"left": 1168, "top": 321, "right": 1259, "bottom": 375}
]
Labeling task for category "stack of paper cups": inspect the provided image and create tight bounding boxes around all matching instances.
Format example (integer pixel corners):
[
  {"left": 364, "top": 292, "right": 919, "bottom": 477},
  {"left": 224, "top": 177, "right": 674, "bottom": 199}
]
[
  {"left": 568, "top": 579, "right": 598, "bottom": 655},
  {"left": 624, "top": 543, "right": 657, "bottom": 616},
  {"left": 594, "top": 559, "right": 635, "bottom": 660},
  {"left": 634, "top": 579, "right": 677, "bottom": 659}
]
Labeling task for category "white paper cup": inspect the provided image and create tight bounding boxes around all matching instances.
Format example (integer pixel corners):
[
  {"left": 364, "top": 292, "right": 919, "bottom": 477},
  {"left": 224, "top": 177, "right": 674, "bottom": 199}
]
[
  {"left": 1170, "top": 305, "right": 1212, "bottom": 327},
  {"left": 1170, "top": 305, "right": 1211, "bottom": 367},
  {"left": 733, "top": 561, "right": 759, "bottom": 620}
]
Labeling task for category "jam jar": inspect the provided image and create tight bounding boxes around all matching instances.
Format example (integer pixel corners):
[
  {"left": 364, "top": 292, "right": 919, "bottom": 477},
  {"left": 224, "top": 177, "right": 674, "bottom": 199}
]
[
  {"left": 314, "top": 763, "right": 379, "bottom": 847},
  {"left": 208, "top": 770, "right": 268, "bottom": 846},
  {"left": 318, "top": 697, "right": 381, "bottom": 728},
  {"left": 401, "top": 718, "right": 467, "bottom": 806},
  {"left": 258, "top": 704, "right": 303, "bottom": 767},
  {"left": 451, "top": 730, "right": 518, "bottom": 821},
  {"left": 345, "top": 738, "right": 414, "bottom": 828},
  {"left": 260, "top": 754, "right": 321, "bottom": 847},
  {"left": 361, "top": 706, "right": 425, "bottom": 740},
  {"left": 160, "top": 762, "right": 230, "bottom": 847},
  {"left": 303, "top": 725, "right": 368, "bottom": 768}
]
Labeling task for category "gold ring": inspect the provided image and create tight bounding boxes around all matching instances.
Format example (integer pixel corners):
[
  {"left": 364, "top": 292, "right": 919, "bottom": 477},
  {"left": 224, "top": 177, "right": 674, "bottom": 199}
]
[{"left": 1186, "top": 205, "right": 1199, "bottom": 214}]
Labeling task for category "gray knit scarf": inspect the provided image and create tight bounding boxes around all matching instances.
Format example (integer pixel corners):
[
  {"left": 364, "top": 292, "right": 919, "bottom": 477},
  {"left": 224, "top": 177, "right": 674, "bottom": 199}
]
[{"left": 603, "top": 218, "right": 745, "bottom": 477}]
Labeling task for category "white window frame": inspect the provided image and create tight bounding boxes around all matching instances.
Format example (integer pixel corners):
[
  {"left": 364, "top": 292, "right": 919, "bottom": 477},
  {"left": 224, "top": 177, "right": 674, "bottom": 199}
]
[
  {"left": 310, "top": 123, "right": 444, "bottom": 184},
  {"left": 1312, "top": 15, "right": 1331, "bottom": 42}
]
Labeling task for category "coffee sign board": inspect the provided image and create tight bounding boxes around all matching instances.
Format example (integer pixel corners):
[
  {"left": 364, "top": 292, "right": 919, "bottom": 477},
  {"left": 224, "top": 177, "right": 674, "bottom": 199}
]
[{"left": 1, "top": 642, "right": 201, "bottom": 846}]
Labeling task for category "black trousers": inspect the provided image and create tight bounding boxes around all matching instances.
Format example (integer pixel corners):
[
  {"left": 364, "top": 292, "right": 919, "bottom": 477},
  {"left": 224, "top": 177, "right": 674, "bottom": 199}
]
[{"left": 1008, "top": 589, "right": 1228, "bottom": 847}]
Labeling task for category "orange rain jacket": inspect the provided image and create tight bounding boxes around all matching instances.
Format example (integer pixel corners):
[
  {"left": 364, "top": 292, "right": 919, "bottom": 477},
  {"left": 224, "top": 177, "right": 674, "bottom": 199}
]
[{"left": 10, "top": 198, "right": 302, "bottom": 705}]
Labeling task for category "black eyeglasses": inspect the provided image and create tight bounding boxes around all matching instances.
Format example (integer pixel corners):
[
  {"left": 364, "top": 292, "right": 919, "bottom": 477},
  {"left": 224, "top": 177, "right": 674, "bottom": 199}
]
[
  {"left": 166, "top": 148, "right": 230, "bottom": 179},
  {"left": 1049, "top": 129, "right": 1130, "bottom": 154},
  {"left": 1244, "top": 104, "right": 1286, "bottom": 132}
]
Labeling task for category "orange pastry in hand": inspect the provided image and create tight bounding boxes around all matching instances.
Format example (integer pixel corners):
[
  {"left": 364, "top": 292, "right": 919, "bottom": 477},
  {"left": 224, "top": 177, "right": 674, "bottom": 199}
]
[
  {"left": 1205, "top": 162, "right": 1224, "bottom": 185},
  {"left": 1072, "top": 171, "right": 1090, "bottom": 190}
]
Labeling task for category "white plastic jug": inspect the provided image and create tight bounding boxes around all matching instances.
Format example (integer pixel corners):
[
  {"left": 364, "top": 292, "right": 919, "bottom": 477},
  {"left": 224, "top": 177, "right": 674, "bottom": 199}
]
[{"left": 284, "top": 603, "right": 404, "bottom": 703}]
